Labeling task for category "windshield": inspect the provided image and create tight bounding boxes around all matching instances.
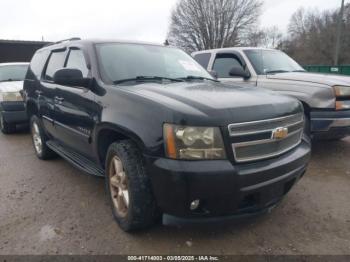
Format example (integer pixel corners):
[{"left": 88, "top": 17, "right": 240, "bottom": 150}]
[
  {"left": 0, "top": 64, "right": 28, "bottom": 82},
  {"left": 96, "top": 43, "right": 214, "bottom": 84},
  {"left": 244, "top": 50, "right": 305, "bottom": 75}
]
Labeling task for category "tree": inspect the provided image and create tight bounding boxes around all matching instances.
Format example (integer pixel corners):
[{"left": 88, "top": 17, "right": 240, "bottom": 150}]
[
  {"left": 245, "top": 26, "right": 283, "bottom": 48},
  {"left": 167, "top": 0, "right": 263, "bottom": 53},
  {"left": 282, "top": 4, "right": 350, "bottom": 65}
]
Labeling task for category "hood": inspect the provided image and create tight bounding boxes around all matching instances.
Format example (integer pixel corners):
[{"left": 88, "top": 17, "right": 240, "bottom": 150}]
[
  {"left": 0, "top": 81, "right": 24, "bottom": 93},
  {"left": 267, "top": 72, "right": 350, "bottom": 87},
  {"left": 120, "top": 81, "right": 302, "bottom": 125}
]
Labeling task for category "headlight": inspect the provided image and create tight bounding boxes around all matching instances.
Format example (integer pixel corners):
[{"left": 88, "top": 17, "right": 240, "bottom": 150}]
[
  {"left": 336, "top": 101, "right": 350, "bottom": 110},
  {"left": 333, "top": 86, "right": 350, "bottom": 97},
  {"left": 1, "top": 91, "right": 23, "bottom": 102},
  {"left": 163, "top": 124, "right": 226, "bottom": 160}
]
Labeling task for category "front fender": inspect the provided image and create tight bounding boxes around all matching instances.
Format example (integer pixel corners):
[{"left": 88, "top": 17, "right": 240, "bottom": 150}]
[{"left": 93, "top": 122, "right": 146, "bottom": 152}]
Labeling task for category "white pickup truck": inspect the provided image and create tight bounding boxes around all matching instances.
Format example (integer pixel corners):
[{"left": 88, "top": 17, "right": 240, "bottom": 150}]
[{"left": 192, "top": 48, "right": 350, "bottom": 140}]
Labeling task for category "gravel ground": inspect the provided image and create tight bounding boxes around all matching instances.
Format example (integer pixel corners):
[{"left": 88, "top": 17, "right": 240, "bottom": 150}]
[{"left": 0, "top": 131, "right": 349, "bottom": 255}]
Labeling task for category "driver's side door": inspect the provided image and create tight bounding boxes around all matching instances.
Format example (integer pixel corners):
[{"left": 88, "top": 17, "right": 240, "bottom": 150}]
[{"left": 211, "top": 52, "right": 256, "bottom": 86}]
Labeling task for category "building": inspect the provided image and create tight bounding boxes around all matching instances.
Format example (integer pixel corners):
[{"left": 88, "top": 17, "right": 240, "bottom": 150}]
[{"left": 0, "top": 39, "right": 51, "bottom": 63}]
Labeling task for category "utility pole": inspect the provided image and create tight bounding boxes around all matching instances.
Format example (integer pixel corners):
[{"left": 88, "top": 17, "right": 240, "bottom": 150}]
[{"left": 334, "top": 0, "right": 345, "bottom": 65}]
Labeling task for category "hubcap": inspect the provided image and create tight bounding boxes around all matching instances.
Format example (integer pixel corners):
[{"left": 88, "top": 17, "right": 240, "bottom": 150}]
[
  {"left": 32, "top": 122, "right": 42, "bottom": 155},
  {"left": 109, "top": 156, "right": 129, "bottom": 217}
]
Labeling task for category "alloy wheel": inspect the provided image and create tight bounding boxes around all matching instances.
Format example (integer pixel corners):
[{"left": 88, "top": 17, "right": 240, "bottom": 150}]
[
  {"left": 32, "top": 122, "right": 43, "bottom": 155},
  {"left": 109, "top": 155, "right": 129, "bottom": 217}
]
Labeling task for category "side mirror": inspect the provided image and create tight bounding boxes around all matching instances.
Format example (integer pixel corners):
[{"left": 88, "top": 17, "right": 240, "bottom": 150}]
[
  {"left": 53, "top": 68, "right": 90, "bottom": 88},
  {"left": 208, "top": 70, "right": 218, "bottom": 79},
  {"left": 229, "top": 66, "right": 250, "bottom": 80}
]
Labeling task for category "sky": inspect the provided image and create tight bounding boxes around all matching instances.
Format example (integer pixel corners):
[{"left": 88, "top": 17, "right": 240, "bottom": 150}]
[{"left": 0, "top": 0, "right": 345, "bottom": 43}]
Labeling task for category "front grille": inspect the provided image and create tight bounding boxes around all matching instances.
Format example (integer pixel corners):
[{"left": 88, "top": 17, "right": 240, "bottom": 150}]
[{"left": 228, "top": 113, "right": 304, "bottom": 163}]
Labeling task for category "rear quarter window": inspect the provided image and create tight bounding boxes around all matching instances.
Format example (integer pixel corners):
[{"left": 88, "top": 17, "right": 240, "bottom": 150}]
[{"left": 29, "top": 50, "right": 50, "bottom": 79}]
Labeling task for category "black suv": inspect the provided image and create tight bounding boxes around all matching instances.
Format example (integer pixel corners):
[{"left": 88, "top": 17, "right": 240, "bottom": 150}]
[{"left": 23, "top": 38, "right": 311, "bottom": 231}]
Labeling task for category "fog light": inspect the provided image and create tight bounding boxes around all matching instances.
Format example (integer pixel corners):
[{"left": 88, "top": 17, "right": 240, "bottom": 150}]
[{"left": 190, "top": 200, "right": 200, "bottom": 210}]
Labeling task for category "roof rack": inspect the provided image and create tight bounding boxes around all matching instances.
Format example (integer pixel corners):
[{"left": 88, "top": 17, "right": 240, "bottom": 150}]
[{"left": 45, "top": 37, "right": 81, "bottom": 46}]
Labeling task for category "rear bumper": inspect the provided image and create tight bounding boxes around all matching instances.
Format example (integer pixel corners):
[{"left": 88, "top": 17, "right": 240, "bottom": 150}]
[
  {"left": 311, "top": 110, "right": 350, "bottom": 138},
  {"left": 0, "top": 101, "right": 28, "bottom": 124},
  {"left": 145, "top": 140, "right": 310, "bottom": 221}
]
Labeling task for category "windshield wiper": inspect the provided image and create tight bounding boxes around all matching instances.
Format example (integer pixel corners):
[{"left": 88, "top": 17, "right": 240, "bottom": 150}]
[
  {"left": 265, "top": 70, "right": 290, "bottom": 74},
  {"left": 113, "top": 76, "right": 184, "bottom": 85},
  {"left": 177, "top": 75, "right": 219, "bottom": 82},
  {"left": 292, "top": 70, "right": 306, "bottom": 72}
]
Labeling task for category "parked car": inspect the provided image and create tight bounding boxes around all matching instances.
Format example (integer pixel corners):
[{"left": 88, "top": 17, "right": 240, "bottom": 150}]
[
  {"left": 23, "top": 39, "right": 310, "bottom": 231},
  {"left": 0, "top": 62, "right": 29, "bottom": 134},
  {"left": 192, "top": 48, "right": 350, "bottom": 140}
]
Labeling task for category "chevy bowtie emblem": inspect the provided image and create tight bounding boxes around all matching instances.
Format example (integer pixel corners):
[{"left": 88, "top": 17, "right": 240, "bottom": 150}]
[{"left": 272, "top": 127, "right": 288, "bottom": 140}]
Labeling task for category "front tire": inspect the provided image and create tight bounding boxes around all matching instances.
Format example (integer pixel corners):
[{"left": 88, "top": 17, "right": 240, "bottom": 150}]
[
  {"left": 105, "top": 140, "right": 158, "bottom": 232},
  {"left": 0, "top": 112, "right": 16, "bottom": 134},
  {"left": 30, "top": 115, "right": 56, "bottom": 160}
]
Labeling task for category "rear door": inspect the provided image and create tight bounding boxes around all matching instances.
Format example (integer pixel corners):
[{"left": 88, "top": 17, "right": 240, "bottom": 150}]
[{"left": 53, "top": 47, "right": 98, "bottom": 159}]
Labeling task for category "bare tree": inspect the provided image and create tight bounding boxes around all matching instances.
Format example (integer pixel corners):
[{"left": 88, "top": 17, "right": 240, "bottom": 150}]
[
  {"left": 244, "top": 26, "right": 283, "bottom": 48},
  {"left": 288, "top": 8, "right": 307, "bottom": 38},
  {"left": 244, "top": 29, "right": 266, "bottom": 47},
  {"left": 264, "top": 26, "right": 283, "bottom": 48},
  {"left": 167, "top": 0, "right": 263, "bottom": 53},
  {"left": 282, "top": 5, "right": 350, "bottom": 65}
]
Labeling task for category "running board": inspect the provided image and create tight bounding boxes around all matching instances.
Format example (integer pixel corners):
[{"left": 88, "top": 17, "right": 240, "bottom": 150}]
[{"left": 46, "top": 140, "right": 104, "bottom": 177}]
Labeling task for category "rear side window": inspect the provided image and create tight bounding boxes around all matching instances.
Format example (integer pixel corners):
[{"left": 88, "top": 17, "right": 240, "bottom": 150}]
[
  {"left": 193, "top": 53, "right": 211, "bottom": 69},
  {"left": 213, "top": 54, "right": 243, "bottom": 78},
  {"left": 44, "top": 51, "right": 66, "bottom": 81},
  {"left": 29, "top": 50, "right": 50, "bottom": 78},
  {"left": 66, "top": 49, "right": 89, "bottom": 77}
]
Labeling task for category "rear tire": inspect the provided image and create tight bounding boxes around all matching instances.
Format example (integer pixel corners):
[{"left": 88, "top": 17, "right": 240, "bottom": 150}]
[
  {"left": 105, "top": 140, "right": 158, "bottom": 232},
  {"left": 30, "top": 115, "right": 56, "bottom": 160},
  {"left": 0, "top": 112, "right": 16, "bottom": 134}
]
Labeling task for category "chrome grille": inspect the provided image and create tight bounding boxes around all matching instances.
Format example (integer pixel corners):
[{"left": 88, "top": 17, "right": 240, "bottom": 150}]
[{"left": 228, "top": 113, "right": 304, "bottom": 163}]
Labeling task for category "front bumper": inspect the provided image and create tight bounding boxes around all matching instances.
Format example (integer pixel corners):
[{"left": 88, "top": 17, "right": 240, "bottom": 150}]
[
  {"left": 311, "top": 110, "right": 350, "bottom": 138},
  {"left": 146, "top": 140, "right": 310, "bottom": 221},
  {"left": 0, "top": 101, "right": 28, "bottom": 124}
]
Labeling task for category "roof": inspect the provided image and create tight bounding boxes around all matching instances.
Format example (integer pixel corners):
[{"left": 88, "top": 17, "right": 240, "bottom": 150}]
[
  {"left": 0, "top": 62, "right": 30, "bottom": 66},
  {"left": 0, "top": 39, "right": 52, "bottom": 45},
  {"left": 192, "top": 47, "right": 278, "bottom": 55},
  {"left": 41, "top": 38, "right": 166, "bottom": 51}
]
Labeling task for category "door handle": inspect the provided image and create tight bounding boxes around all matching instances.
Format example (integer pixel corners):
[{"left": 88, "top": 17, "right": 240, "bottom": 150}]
[{"left": 54, "top": 96, "right": 64, "bottom": 103}]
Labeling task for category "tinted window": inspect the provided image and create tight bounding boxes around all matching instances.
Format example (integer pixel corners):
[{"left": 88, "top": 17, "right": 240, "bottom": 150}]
[
  {"left": 193, "top": 53, "right": 211, "bottom": 69},
  {"left": 44, "top": 51, "right": 66, "bottom": 81},
  {"left": 29, "top": 50, "right": 50, "bottom": 78},
  {"left": 66, "top": 49, "right": 89, "bottom": 77},
  {"left": 0, "top": 65, "right": 28, "bottom": 82},
  {"left": 213, "top": 54, "right": 243, "bottom": 78}
]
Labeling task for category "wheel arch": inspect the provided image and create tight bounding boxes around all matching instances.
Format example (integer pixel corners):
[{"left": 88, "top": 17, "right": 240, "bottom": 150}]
[
  {"left": 300, "top": 100, "right": 311, "bottom": 118},
  {"left": 94, "top": 123, "right": 146, "bottom": 168}
]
